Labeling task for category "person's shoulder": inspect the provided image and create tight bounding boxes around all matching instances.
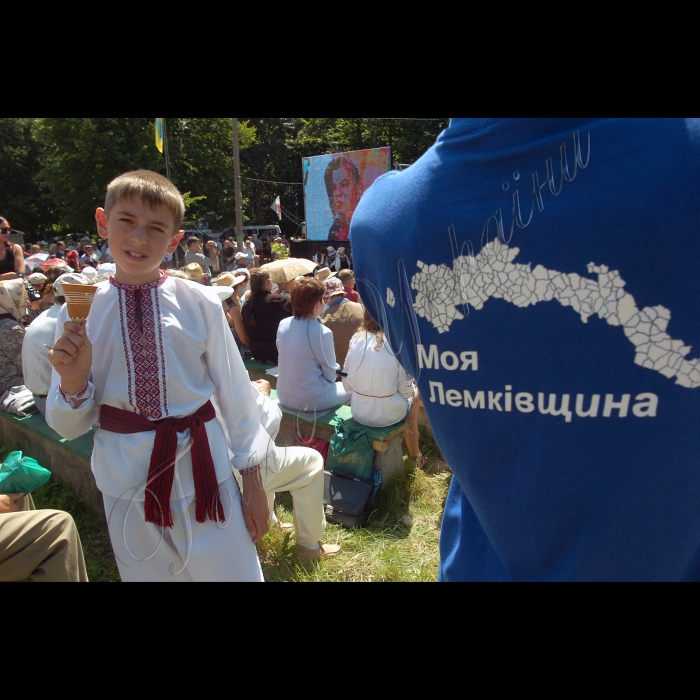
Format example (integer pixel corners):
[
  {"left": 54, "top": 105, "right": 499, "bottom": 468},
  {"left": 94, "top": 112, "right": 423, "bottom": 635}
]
[
  {"left": 347, "top": 301, "right": 364, "bottom": 315},
  {"left": 277, "top": 315, "right": 293, "bottom": 331},
  {"left": 167, "top": 275, "right": 217, "bottom": 300}
]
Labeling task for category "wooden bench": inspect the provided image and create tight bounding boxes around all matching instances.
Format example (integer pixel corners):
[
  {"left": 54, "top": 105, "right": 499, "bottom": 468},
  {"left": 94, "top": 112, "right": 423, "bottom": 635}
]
[
  {"left": 244, "top": 359, "right": 278, "bottom": 390},
  {"left": 0, "top": 410, "right": 103, "bottom": 515},
  {"left": 270, "top": 391, "right": 410, "bottom": 482}
]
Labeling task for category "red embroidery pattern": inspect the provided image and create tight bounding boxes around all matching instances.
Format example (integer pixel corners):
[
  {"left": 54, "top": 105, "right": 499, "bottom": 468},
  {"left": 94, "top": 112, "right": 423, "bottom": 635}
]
[
  {"left": 111, "top": 274, "right": 169, "bottom": 419},
  {"left": 59, "top": 382, "right": 89, "bottom": 404}
]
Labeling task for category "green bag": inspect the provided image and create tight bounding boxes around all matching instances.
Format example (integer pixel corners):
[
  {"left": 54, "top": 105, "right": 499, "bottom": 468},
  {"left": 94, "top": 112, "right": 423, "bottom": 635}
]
[
  {"left": 327, "top": 419, "right": 375, "bottom": 483},
  {"left": 0, "top": 451, "right": 51, "bottom": 495}
]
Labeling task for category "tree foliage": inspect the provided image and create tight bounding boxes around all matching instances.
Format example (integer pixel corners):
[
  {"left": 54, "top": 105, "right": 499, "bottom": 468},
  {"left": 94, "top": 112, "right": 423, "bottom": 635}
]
[
  {"left": 1, "top": 117, "right": 449, "bottom": 240},
  {"left": 0, "top": 118, "right": 53, "bottom": 235}
]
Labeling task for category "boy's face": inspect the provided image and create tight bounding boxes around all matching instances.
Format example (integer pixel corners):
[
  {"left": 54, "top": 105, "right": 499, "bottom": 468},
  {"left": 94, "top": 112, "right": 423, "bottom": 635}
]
[{"left": 96, "top": 196, "right": 184, "bottom": 286}]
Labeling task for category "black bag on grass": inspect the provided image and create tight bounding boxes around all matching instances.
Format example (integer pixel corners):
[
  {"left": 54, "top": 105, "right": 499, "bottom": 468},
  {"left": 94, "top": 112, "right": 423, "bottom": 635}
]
[{"left": 323, "top": 470, "right": 374, "bottom": 529}]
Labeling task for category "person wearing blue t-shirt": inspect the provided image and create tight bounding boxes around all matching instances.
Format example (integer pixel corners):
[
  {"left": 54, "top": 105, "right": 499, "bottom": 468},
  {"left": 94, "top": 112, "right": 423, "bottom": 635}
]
[{"left": 350, "top": 118, "right": 700, "bottom": 582}]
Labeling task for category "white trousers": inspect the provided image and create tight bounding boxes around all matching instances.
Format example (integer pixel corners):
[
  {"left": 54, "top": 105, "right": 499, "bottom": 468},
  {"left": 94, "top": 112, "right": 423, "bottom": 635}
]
[
  {"left": 103, "top": 475, "right": 264, "bottom": 583},
  {"left": 259, "top": 444, "right": 326, "bottom": 549}
]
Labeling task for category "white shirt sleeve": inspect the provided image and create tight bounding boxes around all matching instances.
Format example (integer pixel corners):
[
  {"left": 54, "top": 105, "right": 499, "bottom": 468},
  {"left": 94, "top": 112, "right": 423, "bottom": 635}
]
[
  {"left": 45, "top": 305, "right": 99, "bottom": 440},
  {"left": 257, "top": 392, "right": 282, "bottom": 438},
  {"left": 203, "top": 294, "right": 275, "bottom": 470}
]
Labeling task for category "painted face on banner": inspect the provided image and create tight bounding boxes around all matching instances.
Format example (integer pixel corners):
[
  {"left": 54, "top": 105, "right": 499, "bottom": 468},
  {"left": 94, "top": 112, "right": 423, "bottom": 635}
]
[{"left": 331, "top": 164, "right": 362, "bottom": 226}]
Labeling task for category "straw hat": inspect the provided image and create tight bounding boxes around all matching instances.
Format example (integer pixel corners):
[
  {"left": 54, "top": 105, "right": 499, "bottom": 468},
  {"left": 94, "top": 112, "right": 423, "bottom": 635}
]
[
  {"left": 315, "top": 267, "right": 338, "bottom": 282},
  {"left": 213, "top": 271, "right": 247, "bottom": 288},
  {"left": 183, "top": 263, "right": 205, "bottom": 281}
]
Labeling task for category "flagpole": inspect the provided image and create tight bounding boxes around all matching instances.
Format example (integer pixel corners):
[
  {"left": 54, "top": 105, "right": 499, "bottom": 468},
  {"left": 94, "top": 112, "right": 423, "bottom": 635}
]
[
  {"left": 163, "top": 118, "right": 172, "bottom": 182},
  {"left": 232, "top": 118, "right": 244, "bottom": 251}
]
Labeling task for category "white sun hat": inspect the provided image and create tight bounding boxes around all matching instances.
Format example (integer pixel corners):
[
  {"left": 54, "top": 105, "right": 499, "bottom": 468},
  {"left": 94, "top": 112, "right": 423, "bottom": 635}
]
[{"left": 214, "top": 286, "right": 234, "bottom": 302}]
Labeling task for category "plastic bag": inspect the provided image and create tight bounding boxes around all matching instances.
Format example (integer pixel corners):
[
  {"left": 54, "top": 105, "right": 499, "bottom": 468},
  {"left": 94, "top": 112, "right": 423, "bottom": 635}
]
[
  {"left": 327, "top": 419, "right": 375, "bottom": 483},
  {"left": 0, "top": 451, "right": 51, "bottom": 495}
]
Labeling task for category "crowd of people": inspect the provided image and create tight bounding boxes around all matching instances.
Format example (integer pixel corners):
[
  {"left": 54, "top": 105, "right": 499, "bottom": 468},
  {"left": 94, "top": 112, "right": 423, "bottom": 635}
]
[{"left": 0, "top": 169, "right": 421, "bottom": 583}]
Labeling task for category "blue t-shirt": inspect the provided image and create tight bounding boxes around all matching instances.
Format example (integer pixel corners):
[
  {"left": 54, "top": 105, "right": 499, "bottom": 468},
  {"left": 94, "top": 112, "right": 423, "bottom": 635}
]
[{"left": 351, "top": 118, "right": 700, "bottom": 582}]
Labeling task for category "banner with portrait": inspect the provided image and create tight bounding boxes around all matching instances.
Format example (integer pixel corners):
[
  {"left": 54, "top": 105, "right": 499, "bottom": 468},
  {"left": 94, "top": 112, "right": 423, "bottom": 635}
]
[{"left": 302, "top": 147, "right": 392, "bottom": 242}]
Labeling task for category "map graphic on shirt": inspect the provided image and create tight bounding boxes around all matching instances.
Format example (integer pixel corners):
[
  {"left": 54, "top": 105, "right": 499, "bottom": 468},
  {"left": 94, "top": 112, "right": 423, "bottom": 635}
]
[{"left": 409, "top": 238, "right": 700, "bottom": 389}]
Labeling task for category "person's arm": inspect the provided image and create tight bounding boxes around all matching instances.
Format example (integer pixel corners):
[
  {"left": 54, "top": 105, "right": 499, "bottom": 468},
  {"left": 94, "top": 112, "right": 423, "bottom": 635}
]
[
  {"left": 45, "top": 310, "right": 98, "bottom": 440},
  {"left": 315, "top": 324, "right": 341, "bottom": 382},
  {"left": 13, "top": 245, "right": 25, "bottom": 276},
  {"left": 230, "top": 306, "right": 249, "bottom": 346},
  {"left": 341, "top": 336, "right": 360, "bottom": 393}
]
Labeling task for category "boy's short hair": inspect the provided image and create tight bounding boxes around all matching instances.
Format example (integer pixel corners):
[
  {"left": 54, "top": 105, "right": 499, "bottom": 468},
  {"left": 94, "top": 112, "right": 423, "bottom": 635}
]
[
  {"left": 187, "top": 236, "right": 201, "bottom": 248},
  {"left": 105, "top": 170, "right": 185, "bottom": 232}
]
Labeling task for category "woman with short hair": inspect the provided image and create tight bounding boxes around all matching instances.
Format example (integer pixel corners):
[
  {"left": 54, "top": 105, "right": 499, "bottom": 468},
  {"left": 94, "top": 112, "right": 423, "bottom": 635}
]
[
  {"left": 275, "top": 277, "right": 351, "bottom": 413},
  {"left": 241, "top": 269, "right": 292, "bottom": 365},
  {"left": 0, "top": 218, "right": 26, "bottom": 282}
]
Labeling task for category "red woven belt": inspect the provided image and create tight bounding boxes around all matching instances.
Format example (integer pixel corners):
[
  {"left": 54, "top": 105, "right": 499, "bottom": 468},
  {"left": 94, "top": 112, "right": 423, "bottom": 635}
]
[{"left": 100, "top": 401, "right": 224, "bottom": 528}]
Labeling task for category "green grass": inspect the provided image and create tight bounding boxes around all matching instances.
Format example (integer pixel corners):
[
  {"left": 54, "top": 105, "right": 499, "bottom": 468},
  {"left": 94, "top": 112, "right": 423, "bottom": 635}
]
[
  {"left": 1, "top": 430, "right": 451, "bottom": 583},
  {"left": 257, "top": 429, "right": 450, "bottom": 582}
]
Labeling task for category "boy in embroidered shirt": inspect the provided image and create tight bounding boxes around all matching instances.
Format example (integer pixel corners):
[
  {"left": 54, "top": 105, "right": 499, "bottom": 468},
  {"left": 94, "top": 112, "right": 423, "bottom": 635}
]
[{"left": 47, "top": 170, "right": 271, "bottom": 582}]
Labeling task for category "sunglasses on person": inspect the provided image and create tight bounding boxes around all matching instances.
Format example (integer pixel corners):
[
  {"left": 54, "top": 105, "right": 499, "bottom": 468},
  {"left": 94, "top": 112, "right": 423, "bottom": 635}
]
[{"left": 0, "top": 228, "right": 10, "bottom": 234}]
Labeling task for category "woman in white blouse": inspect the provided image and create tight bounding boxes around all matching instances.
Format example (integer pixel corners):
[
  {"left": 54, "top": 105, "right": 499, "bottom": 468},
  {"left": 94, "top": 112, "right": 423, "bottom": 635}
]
[{"left": 342, "top": 311, "right": 424, "bottom": 465}]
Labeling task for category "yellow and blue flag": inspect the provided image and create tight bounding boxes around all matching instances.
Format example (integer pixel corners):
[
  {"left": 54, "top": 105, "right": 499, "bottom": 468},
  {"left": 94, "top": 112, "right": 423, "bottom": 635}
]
[{"left": 155, "top": 118, "right": 164, "bottom": 153}]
